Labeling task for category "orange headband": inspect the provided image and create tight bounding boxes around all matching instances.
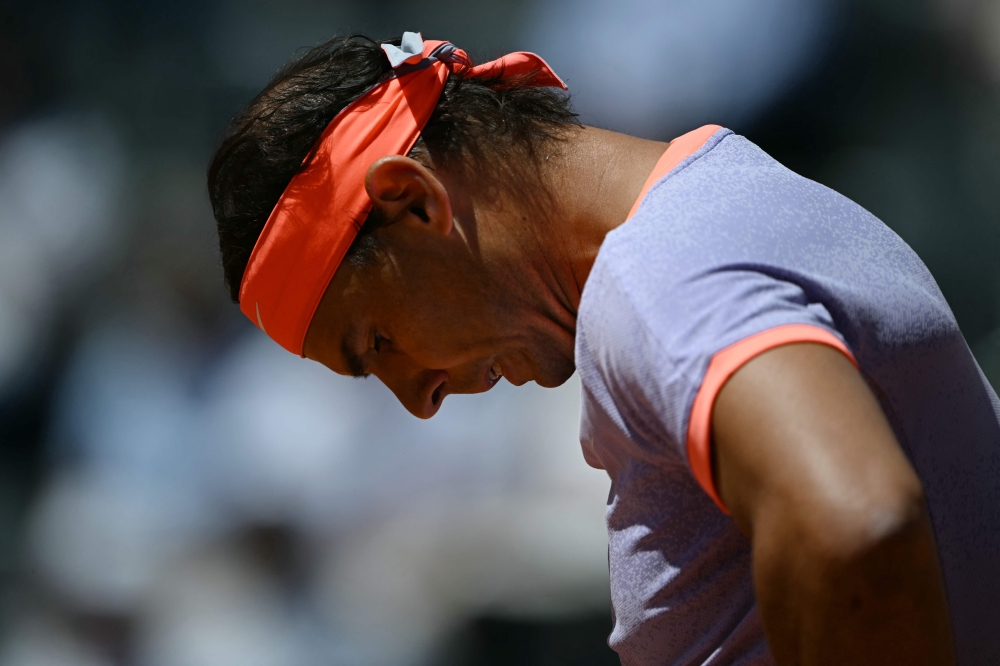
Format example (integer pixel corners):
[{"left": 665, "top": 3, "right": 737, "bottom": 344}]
[{"left": 238, "top": 32, "right": 566, "bottom": 355}]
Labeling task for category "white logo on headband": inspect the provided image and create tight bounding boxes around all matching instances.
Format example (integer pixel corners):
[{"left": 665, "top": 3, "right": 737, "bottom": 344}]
[{"left": 381, "top": 32, "right": 425, "bottom": 68}]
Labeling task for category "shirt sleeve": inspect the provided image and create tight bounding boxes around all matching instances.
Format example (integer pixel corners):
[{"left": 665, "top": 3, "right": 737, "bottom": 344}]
[{"left": 578, "top": 261, "right": 857, "bottom": 513}]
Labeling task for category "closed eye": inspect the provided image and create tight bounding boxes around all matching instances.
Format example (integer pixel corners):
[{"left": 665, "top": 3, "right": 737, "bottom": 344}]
[{"left": 374, "top": 332, "right": 385, "bottom": 353}]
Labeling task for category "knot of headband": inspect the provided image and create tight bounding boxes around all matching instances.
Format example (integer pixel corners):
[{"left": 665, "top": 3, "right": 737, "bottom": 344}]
[{"left": 238, "top": 32, "right": 566, "bottom": 355}]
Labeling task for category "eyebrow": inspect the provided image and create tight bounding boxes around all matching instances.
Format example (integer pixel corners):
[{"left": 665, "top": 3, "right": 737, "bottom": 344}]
[{"left": 341, "top": 333, "right": 369, "bottom": 378}]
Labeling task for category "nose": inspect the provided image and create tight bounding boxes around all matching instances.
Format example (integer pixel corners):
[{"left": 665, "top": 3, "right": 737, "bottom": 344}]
[{"left": 383, "top": 368, "right": 449, "bottom": 419}]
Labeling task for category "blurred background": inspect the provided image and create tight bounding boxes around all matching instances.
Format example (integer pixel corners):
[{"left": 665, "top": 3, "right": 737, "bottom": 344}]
[{"left": 0, "top": 0, "right": 998, "bottom": 664}]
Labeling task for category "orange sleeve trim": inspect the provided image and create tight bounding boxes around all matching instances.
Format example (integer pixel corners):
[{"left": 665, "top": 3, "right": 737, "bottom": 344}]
[
  {"left": 626, "top": 124, "right": 724, "bottom": 220},
  {"left": 686, "top": 324, "right": 858, "bottom": 514}
]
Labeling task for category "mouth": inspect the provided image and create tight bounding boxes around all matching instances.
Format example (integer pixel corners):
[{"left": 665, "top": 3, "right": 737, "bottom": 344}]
[{"left": 487, "top": 360, "right": 503, "bottom": 387}]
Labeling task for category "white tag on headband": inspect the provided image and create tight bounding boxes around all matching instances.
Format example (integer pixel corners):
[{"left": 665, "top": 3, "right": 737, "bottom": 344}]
[{"left": 381, "top": 32, "right": 425, "bottom": 68}]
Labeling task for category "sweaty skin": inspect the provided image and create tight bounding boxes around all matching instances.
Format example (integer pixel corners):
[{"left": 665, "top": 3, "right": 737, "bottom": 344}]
[
  {"left": 302, "top": 125, "right": 955, "bottom": 664},
  {"left": 305, "top": 126, "right": 668, "bottom": 417},
  {"left": 714, "top": 343, "right": 955, "bottom": 665}
]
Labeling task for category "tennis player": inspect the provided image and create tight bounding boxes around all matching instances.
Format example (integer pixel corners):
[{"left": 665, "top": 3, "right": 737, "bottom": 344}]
[{"left": 208, "top": 33, "right": 1000, "bottom": 665}]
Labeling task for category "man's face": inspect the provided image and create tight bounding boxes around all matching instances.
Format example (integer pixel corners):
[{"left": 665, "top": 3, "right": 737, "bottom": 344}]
[{"left": 303, "top": 217, "right": 576, "bottom": 419}]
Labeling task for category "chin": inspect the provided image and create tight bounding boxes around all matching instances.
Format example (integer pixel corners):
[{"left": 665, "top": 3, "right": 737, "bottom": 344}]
[{"left": 533, "top": 356, "right": 577, "bottom": 388}]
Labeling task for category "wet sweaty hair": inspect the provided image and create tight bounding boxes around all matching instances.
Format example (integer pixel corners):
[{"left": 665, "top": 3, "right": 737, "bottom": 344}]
[{"left": 207, "top": 34, "right": 579, "bottom": 303}]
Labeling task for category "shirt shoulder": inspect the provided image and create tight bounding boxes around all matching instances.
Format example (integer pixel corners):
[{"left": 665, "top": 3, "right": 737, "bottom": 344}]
[{"left": 575, "top": 130, "right": 863, "bottom": 484}]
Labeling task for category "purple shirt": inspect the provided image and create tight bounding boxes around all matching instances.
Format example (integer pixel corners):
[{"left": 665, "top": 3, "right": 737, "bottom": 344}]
[{"left": 575, "top": 127, "right": 1000, "bottom": 665}]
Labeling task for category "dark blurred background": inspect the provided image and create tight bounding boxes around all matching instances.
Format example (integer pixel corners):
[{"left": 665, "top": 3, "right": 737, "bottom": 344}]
[{"left": 0, "top": 1, "right": 997, "bottom": 664}]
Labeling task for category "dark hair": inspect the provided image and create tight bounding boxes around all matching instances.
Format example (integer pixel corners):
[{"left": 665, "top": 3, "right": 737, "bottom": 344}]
[{"left": 208, "top": 34, "right": 578, "bottom": 303}]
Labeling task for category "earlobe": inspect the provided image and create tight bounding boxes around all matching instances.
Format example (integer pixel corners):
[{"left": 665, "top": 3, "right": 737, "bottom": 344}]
[{"left": 365, "top": 156, "right": 453, "bottom": 236}]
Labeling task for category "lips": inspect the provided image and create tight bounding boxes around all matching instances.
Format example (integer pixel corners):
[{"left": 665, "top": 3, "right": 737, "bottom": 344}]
[{"left": 488, "top": 360, "right": 503, "bottom": 386}]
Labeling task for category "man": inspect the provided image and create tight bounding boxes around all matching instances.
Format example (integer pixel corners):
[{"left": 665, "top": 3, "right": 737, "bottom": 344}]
[{"left": 208, "top": 33, "right": 1000, "bottom": 665}]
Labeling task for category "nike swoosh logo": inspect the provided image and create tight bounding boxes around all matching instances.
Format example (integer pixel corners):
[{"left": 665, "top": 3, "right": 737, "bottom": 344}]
[{"left": 256, "top": 302, "right": 267, "bottom": 334}]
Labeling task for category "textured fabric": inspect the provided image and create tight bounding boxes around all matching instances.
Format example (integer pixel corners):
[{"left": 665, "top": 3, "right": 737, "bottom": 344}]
[
  {"left": 627, "top": 124, "right": 724, "bottom": 220},
  {"left": 575, "top": 128, "right": 1000, "bottom": 665},
  {"left": 239, "top": 33, "right": 565, "bottom": 355}
]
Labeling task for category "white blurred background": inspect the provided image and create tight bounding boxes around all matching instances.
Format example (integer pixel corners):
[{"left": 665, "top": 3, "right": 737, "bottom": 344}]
[{"left": 0, "top": 0, "right": 998, "bottom": 664}]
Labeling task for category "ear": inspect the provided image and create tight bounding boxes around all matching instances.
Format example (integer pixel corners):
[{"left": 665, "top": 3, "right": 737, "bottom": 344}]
[{"left": 365, "top": 155, "right": 453, "bottom": 237}]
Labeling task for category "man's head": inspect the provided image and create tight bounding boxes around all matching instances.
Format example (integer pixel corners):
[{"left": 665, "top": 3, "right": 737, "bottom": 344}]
[{"left": 208, "top": 35, "right": 580, "bottom": 417}]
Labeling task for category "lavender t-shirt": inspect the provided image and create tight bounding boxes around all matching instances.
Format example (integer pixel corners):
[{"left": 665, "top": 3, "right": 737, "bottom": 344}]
[{"left": 575, "top": 128, "right": 1000, "bottom": 665}]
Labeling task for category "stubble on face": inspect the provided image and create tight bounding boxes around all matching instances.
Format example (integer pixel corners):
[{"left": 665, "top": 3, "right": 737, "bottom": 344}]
[
  {"left": 305, "top": 213, "right": 578, "bottom": 400},
  {"left": 305, "top": 143, "right": 585, "bottom": 411}
]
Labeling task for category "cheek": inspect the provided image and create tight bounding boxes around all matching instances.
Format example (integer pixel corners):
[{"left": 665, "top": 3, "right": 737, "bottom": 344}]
[
  {"left": 379, "top": 247, "right": 495, "bottom": 363},
  {"left": 388, "top": 295, "right": 491, "bottom": 367}
]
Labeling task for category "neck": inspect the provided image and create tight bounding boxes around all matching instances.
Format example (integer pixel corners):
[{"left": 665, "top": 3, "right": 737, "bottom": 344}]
[
  {"left": 447, "top": 125, "right": 669, "bottom": 384},
  {"left": 543, "top": 126, "right": 668, "bottom": 310}
]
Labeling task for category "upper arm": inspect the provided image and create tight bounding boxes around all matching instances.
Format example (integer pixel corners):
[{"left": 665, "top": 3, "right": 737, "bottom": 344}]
[
  {"left": 711, "top": 342, "right": 924, "bottom": 550},
  {"left": 709, "top": 342, "right": 957, "bottom": 666}
]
